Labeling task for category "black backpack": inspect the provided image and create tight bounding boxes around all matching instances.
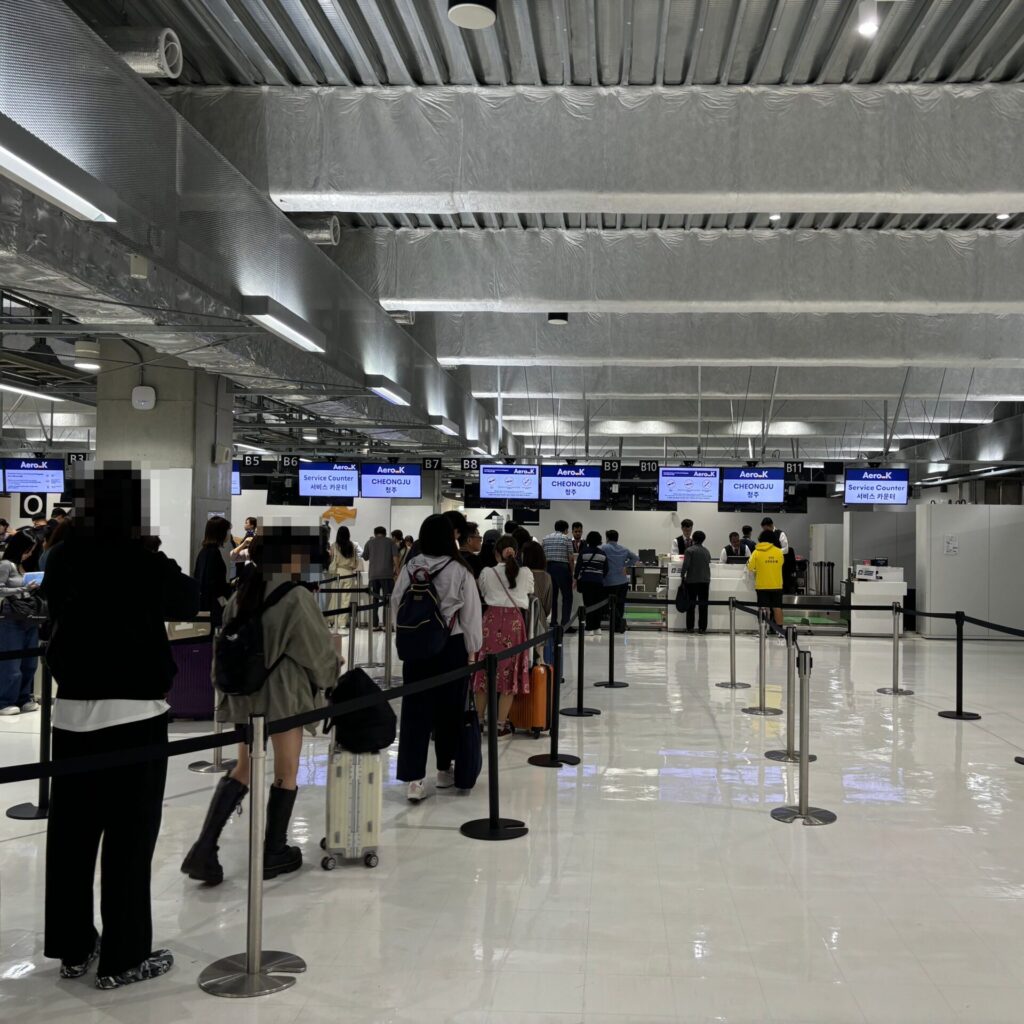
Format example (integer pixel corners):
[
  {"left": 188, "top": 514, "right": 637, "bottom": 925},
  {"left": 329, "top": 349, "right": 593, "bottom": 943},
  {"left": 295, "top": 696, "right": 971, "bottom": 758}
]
[
  {"left": 326, "top": 668, "right": 397, "bottom": 753},
  {"left": 214, "top": 582, "right": 299, "bottom": 697},
  {"left": 395, "top": 560, "right": 455, "bottom": 662}
]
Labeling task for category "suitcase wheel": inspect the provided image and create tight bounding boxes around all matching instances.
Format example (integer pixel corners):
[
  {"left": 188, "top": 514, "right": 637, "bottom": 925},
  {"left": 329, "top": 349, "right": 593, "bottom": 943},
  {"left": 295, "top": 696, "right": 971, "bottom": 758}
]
[
  {"left": 321, "top": 856, "right": 337, "bottom": 871},
  {"left": 531, "top": 728, "right": 542, "bottom": 739},
  {"left": 319, "top": 837, "right": 327, "bottom": 850},
  {"left": 364, "top": 852, "right": 379, "bottom": 868}
]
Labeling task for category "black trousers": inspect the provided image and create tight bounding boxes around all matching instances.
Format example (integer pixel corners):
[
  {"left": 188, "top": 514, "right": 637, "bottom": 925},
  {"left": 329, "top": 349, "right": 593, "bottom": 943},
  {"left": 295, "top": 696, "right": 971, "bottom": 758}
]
[
  {"left": 369, "top": 577, "right": 394, "bottom": 627},
  {"left": 685, "top": 582, "right": 710, "bottom": 632},
  {"left": 44, "top": 713, "right": 168, "bottom": 976},
  {"left": 547, "top": 562, "right": 573, "bottom": 626},
  {"left": 579, "top": 581, "right": 606, "bottom": 631},
  {"left": 397, "top": 634, "right": 469, "bottom": 782}
]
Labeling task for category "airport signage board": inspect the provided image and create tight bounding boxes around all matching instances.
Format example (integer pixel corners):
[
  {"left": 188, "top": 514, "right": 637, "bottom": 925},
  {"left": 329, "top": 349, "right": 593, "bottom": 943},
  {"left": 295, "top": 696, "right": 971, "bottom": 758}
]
[
  {"left": 844, "top": 468, "right": 909, "bottom": 505},
  {"left": 299, "top": 462, "right": 360, "bottom": 498},
  {"left": 479, "top": 464, "right": 539, "bottom": 501},
  {"left": 540, "top": 465, "right": 601, "bottom": 501},
  {"left": 658, "top": 467, "right": 720, "bottom": 503},
  {"left": 4, "top": 459, "right": 65, "bottom": 493},
  {"left": 360, "top": 463, "right": 422, "bottom": 499},
  {"left": 721, "top": 467, "right": 785, "bottom": 503}
]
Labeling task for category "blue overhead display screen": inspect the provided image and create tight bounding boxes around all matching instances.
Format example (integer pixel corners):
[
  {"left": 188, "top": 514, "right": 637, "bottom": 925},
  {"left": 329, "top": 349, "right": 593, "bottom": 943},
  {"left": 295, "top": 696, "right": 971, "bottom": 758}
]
[
  {"left": 299, "top": 462, "right": 359, "bottom": 498},
  {"left": 4, "top": 459, "right": 65, "bottom": 493},
  {"left": 480, "top": 464, "right": 539, "bottom": 501},
  {"left": 721, "top": 467, "right": 785, "bottom": 504},
  {"left": 360, "top": 463, "right": 422, "bottom": 499},
  {"left": 231, "top": 462, "right": 241, "bottom": 496},
  {"left": 658, "top": 467, "right": 720, "bottom": 503},
  {"left": 844, "top": 468, "right": 909, "bottom": 505},
  {"left": 541, "top": 465, "right": 601, "bottom": 501}
]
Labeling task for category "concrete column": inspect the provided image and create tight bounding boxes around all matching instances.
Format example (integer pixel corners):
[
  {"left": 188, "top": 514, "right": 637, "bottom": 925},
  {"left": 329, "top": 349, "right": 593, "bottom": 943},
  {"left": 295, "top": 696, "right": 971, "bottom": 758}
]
[{"left": 95, "top": 339, "right": 232, "bottom": 570}]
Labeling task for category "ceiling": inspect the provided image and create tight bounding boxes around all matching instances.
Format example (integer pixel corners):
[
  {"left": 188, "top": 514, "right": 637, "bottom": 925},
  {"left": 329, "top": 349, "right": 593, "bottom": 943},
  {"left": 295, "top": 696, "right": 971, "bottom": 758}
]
[{"left": 19, "top": 1, "right": 1024, "bottom": 473}]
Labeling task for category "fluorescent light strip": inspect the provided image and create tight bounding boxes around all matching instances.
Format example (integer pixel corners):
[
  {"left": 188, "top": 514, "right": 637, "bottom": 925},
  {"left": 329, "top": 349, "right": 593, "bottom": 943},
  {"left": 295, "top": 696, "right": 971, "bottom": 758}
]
[
  {"left": 241, "top": 295, "right": 326, "bottom": 354},
  {"left": 234, "top": 442, "right": 271, "bottom": 454},
  {"left": 365, "top": 374, "right": 411, "bottom": 407},
  {"left": 0, "top": 382, "right": 65, "bottom": 403},
  {"left": 430, "top": 415, "right": 459, "bottom": 437},
  {"left": 248, "top": 313, "right": 324, "bottom": 353},
  {"left": 0, "top": 142, "right": 115, "bottom": 223},
  {"left": 472, "top": 445, "right": 489, "bottom": 456}
]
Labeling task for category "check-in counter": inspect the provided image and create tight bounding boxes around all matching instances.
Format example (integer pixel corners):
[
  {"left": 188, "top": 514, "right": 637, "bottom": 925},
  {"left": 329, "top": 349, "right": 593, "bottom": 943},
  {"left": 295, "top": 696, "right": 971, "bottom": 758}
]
[
  {"left": 843, "top": 567, "right": 908, "bottom": 636},
  {"left": 666, "top": 558, "right": 757, "bottom": 632}
]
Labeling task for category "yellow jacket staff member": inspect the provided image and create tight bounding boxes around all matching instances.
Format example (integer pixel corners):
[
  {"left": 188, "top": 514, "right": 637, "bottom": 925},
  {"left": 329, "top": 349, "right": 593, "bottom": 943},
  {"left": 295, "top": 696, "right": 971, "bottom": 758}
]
[{"left": 747, "top": 531, "right": 785, "bottom": 632}]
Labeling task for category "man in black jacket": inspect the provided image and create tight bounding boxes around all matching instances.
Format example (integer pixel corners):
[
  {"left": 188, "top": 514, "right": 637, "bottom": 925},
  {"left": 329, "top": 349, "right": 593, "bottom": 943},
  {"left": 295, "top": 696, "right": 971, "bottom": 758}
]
[{"left": 41, "top": 464, "right": 199, "bottom": 990}]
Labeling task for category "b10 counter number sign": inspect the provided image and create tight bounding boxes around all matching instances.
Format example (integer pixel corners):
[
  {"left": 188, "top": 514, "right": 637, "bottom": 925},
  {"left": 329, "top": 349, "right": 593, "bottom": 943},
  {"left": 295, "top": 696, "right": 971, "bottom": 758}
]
[{"left": 639, "top": 460, "right": 660, "bottom": 474}]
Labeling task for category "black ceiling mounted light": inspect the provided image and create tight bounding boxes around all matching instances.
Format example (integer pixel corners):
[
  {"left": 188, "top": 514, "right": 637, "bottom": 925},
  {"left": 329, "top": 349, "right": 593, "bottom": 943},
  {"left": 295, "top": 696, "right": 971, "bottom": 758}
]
[
  {"left": 447, "top": 1, "right": 496, "bottom": 30},
  {"left": 547, "top": 312, "right": 569, "bottom": 325}
]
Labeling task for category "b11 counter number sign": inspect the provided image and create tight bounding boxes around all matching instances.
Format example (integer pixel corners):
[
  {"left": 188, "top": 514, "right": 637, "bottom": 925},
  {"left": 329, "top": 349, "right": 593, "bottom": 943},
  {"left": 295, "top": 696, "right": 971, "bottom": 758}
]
[{"left": 785, "top": 461, "right": 804, "bottom": 475}]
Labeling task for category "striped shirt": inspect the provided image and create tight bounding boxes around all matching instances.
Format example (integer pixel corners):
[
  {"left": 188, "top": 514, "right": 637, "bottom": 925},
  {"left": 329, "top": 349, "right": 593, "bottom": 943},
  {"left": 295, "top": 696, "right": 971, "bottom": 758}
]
[{"left": 542, "top": 531, "right": 574, "bottom": 565}]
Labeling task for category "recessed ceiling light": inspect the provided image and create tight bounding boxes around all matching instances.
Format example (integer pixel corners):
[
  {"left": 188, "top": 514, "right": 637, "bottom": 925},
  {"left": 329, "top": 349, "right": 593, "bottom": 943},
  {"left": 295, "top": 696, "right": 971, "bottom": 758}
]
[
  {"left": 996, "top": 213, "right": 1011, "bottom": 221},
  {"left": 768, "top": 213, "right": 782, "bottom": 222},
  {"left": 547, "top": 312, "right": 569, "bottom": 325},
  {"left": 240, "top": 295, "right": 326, "bottom": 353},
  {"left": 447, "top": 1, "right": 496, "bottom": 30},
  {"left": 857, "top": 0, "right": 879, "bottom": 38}
]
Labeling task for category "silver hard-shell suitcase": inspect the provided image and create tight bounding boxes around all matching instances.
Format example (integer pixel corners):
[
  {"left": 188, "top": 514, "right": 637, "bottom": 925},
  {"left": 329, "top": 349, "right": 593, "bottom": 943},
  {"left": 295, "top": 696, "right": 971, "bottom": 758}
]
[{"left": 320, "top": 747, "right": 382, "bottom": 869}]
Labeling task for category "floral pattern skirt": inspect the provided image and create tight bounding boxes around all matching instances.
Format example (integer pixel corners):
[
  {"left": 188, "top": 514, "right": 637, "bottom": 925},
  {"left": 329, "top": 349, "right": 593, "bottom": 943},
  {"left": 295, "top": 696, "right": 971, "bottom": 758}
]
[{"left": 474, "top": 605, "right": 530, "bottom": 696}]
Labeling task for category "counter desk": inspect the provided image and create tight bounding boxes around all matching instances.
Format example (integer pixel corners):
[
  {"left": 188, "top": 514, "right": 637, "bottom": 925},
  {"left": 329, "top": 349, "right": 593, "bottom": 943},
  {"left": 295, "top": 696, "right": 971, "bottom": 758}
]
[
  {"left": 665, "top": 559, "right": 758, "bottom": 633},
  {"left": 843, "top": 567, "right": 907, "bottom": 636}
]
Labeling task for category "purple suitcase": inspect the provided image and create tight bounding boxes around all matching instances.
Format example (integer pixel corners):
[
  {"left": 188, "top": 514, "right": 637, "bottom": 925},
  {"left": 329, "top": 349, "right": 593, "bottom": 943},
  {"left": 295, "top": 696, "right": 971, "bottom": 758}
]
[{"left": 167, "top": 642, "right": 215, "bottom": 719}]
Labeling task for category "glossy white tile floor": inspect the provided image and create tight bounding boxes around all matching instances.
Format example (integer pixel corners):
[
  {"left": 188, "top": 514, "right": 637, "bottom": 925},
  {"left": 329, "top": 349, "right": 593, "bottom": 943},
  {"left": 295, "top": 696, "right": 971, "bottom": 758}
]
[{"left": 3, "top": 629, "right": 1024, "bottom": 1022}]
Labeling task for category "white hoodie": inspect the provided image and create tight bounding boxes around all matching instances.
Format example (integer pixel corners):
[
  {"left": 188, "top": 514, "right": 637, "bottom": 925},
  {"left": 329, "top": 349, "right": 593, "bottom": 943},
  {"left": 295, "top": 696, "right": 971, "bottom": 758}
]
[{"left": 390, "top": 553, "right": 483, "bottom": 654}]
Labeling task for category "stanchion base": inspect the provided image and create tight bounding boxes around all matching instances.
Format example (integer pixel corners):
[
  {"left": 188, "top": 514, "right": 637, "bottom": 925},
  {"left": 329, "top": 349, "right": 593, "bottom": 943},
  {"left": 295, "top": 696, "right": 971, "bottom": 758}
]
[
  {"left": 6, "top": 802, "right": 47, "bottom": 820},
  {"left": 460, "top": 817, "right": 529, "bottom": 841},
  {"left": 741, "top": 706, "right": 783, "bottom": 716},
  {"left": 594, "top": 681, "right": 629, "bottom": 688},
  {"left": 938, "top": 710, "right": 982, "bottom": 721},
  {"left": 716, "top": 681, "right": 752, "bottom": 689},
  {"left": 876, "top": 687, "right": 915, "bottom": 696},
  {"left": 560, "top": 707, "right": 601, "bottom": 717},
  {"left": 771, "top": 805, "right": 837, "bottom": 826},
  {"left": 1015, "top": 756, "right": 1024, "bottom": 766},
  {"left": 198, "top": 950, "right": 306, "bottom": 998},
  {"left": 528, "top": 753, "right": 581, "bottom": 767},
  {"left": 765, "top": 749, "right": 816, "bottom": 764},
  {"left": 188, "top": 759, "right": 238, "bottom": 775}
]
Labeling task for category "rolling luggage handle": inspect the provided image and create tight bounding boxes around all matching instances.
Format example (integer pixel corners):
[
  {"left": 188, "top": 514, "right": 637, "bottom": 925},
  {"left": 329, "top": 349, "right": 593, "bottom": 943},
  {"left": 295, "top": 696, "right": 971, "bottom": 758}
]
[{"left": 528, "top": 622, "right": 580, "bottom": 769}]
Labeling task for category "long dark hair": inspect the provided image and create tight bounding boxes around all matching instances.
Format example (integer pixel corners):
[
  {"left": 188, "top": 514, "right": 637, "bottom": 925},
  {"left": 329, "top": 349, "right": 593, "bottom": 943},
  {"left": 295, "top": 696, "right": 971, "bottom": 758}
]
[
  {"left": 202, "top": 516, "right": 231, "bottom": 547},
  {"left": 495, "top": 534, "right": 520, "bottom": 588},
  {"left": 335, "top": 525, "right": 354, "bottom": 559},
  {"left": 3, "top": 531, "right": 34, "bottom": 567},
  {"left": 520, "top": 540, "right": 546, "bottom": 572},
  {"left": 417, "top": 514, "right": 469, "bottom": 570}
]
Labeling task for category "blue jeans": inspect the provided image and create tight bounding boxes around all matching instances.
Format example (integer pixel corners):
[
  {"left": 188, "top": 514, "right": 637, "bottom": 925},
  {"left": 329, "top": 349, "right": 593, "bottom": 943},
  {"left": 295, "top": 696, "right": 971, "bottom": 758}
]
[{"left": 0, "top": 618, "right": 39, "bottom": 708}]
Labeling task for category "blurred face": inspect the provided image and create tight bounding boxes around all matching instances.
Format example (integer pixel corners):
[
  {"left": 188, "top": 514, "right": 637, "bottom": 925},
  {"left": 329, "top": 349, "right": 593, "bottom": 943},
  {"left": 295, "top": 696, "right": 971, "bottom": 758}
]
[
  {"left": 466, "top": 530, "right": 482, "bottom": 553},
  {"left": 572, "top": 526, "right": 582, "bottom": 541},
  {"left": 682, "top": 525, "right": 692, "bottom": 537}
]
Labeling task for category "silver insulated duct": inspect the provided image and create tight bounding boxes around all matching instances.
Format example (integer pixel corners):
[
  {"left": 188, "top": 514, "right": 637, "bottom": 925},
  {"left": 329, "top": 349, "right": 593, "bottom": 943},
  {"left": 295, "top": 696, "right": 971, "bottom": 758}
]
[{"left": 98, "top": 27, "right": 182, "bottom": 79}]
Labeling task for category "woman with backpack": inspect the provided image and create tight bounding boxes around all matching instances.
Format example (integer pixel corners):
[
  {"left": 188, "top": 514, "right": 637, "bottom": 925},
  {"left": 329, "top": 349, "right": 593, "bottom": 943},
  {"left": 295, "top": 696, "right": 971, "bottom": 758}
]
[
  {"left": 326, "top": 525, "right": 362, "bottom": 634},
  {"left": 474, "top": 535, "right": 534, "bottom": 735},
  {"left": 181, "top": 527, "right": 339, "bottom": 885},
  {"left": 392, "top": 514, "right": 482, "bottom": 803},
  {"left": 573, "top": 530, "right": 609, "bottom": 631}
]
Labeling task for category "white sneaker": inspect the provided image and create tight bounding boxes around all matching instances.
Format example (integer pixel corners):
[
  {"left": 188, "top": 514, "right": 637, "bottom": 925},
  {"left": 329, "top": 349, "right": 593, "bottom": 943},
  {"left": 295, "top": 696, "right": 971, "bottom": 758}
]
[
  {"left": 406, "top": 780, "right": 428, "bottom": 803},
  {"left": 436, "top": 770, "right": 455, "bottom": 790},
  {"left": 20, "top": 701, "right": 39, "bottom": 713},
  {"left": 0, "top": 706, "right": 19, "bottom": 716}
]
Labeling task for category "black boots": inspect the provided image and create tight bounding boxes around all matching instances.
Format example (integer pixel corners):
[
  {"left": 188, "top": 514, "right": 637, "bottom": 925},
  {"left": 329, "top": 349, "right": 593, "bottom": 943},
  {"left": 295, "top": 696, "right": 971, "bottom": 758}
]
[
  {"left": 263, "top": 786, "right": 302, "bottom": 880},
  {"left": 181, "top": 775, "right": 248, "bottom": 886}
]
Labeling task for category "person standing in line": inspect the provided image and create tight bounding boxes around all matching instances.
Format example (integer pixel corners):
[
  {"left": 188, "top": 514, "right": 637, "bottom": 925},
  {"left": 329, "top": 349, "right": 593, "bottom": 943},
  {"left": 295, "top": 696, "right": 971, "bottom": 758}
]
[
  {"left": 759, "top": 517, "right": 789, "bottom": 630},
  {"left": 392, "top": 515, "right": 482, "bottom": 803},
  {"left": 42, "top": 464, "right": 200, "bottom": 989},
  {"left": 542, "top": 520, "right": 576, "bottom": 633},
  {"left": 475, "top": 535, "right": 534, "bottom": 734},
  {"left": 183, "top": 528, "right": 339, "bottom": 886},
  {"left": 0, "top": 531, "right": 42, "bottom": 715},
  {"left": 480, "top": 528, "right": 500, "bottom": 570},
  {"left": 193, "top": 516, "right": 234, "bottom": 629},
  {"left": 747, "top": 529, "right": 786, "bottom": 638},
  {"left": 681, "top": 530, "right": 712, "bottom": 634},
  {"left": 571, "top": 521, "right": 584, "bottom": 555},
  {"left": 740, "top": 525, "right": 756, "bottom": 554},
  {"left": 601, "top": 529, "right": 639, "bottom": 633},
  {"left": 460, "top": 520, "right": 484, "bottom": 578},
  {"left": 574, "top": 530, "right": 609, "bottom": 631},
  {"left": 520, "top": 540, "right": 553, "bottom": 663},
  {"left": 671, "top": 518, "right": 696, "bottom": 555},
  {"left": 363, "top": 526, "right": 398, "bottom": 630},
  {"left": 720, "top": 532, "right": 746, "bottom": 563},
  {"left": 326, "top": 525, "right": 362, "bottom": 634}
]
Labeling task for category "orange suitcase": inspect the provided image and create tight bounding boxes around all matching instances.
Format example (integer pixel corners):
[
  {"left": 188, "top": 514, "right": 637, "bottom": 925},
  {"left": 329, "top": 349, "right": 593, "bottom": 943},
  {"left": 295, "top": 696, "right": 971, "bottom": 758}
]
[{"left": 509, "top": 661, "right": 552, "bottom": 738}]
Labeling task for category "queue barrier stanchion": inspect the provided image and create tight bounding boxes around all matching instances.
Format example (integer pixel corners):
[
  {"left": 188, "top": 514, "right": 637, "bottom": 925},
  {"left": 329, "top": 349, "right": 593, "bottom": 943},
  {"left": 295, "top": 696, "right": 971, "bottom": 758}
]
[
  {"left": 461, "top": 654, "right": 529, "bottom": 842},
  {"left": 529, "top": 624, "right": 581, "bottom": 768},
  {"left": 743, "top": 610, "right": 782, "bottom": 716},
  {"left": 877, "top": 603, "right": 913, "bottom": 696},
  {"left": 765, "top": 628, "right": 816, "bottom": 765},
  {"left": 938, "top": 610, "right": 981, "bottom": 721},
  {"left": 594, "top": 596, "right": 628, "bottom": 689},
  {"left": 364, "top": 597, "right": 386, "bottom": 670},
  {"left": 561, "top": 605, "right": 601, "bottom": 718},
  {"left": 716, "top": 596, "right": 752, "bottom": 690},
  {"left": 382, "top": 599, "right": 394, "bottom": 688},
  {"left": 771, "top": 649, "right": 836, "bottom": 827},
  {"left": 199, "top": 714, "right": 306, "bottom": 997},
  {"left": 7, "top": 661, "right": 53, "bottom": 820},
  {"left": 347, "top": 606, "right": 358, "bottom": 669},
  {"left": 188, "top": 626, "right": 238, "bottom": 775}
]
